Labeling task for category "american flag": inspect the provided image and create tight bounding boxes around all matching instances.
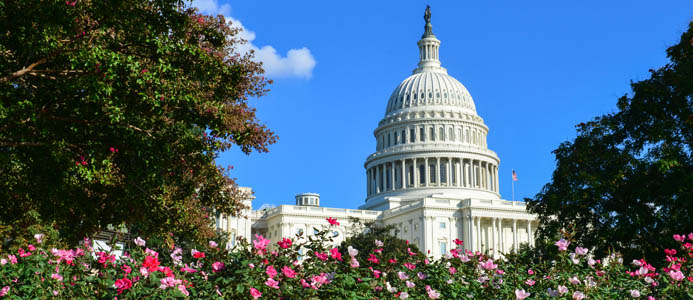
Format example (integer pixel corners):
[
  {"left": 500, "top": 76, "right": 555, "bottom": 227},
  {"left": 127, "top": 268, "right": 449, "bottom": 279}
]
[{"left": 512, "top": 170, "right": 518, "bottom": 181}]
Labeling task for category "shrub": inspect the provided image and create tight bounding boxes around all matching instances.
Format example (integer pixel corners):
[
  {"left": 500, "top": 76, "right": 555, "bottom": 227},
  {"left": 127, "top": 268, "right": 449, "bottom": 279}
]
[{"left": 0, "top": 221, "right": 691, "bottom": 299}]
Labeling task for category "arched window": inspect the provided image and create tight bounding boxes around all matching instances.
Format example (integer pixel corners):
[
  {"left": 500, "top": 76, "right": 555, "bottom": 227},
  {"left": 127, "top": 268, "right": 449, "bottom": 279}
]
[
  {"left": 419, "top": 165, "right": 425, "bottom": 184},
  {"left": 440, "top": 163, "right": 447, "bottom": 183},
  {"left": 430, "top": 164, "right": 436, "bottom": 183}
]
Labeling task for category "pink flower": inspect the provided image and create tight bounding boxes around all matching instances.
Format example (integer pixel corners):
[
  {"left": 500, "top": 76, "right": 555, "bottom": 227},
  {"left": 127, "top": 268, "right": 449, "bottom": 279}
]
[
  {"left": 266, "top": 265, "right": 277, "bottom": 278},
  {"left": 407, "top": 263, "right": 420, "bottom": 272},
  {"left": 326, "top": 217, "right": 340, "bottom": 226},
  {"left": 449, "top": 267, "right": 457, "bottom": 275},
  {"left": 253, "top": 234, "right": 271, "bottom": 255},
  {"left": 180, "top": 264, "right": 197, "bottom": 273},
  {"left": 527, "top": 269, "right": 534, "bottom": 275},
  {"left": 673, "top": 234, "right": 685, "bottom": 242},
  {"left": 453, "top": 238, "right": 464, "bottom": 245},
  {"left": 573, "top": 291, "right": 586, "bottom": 300},
  {"left": 555, "top": 239, "right": 570, "bottom": 251},
  {"left": 375, "top": 239, "right": 384, "bottom": 247},
  {"left": 0, "top": 259, "right": 6, "bottom": 265},
  {"left": 7, "top": 255, "right": 16, "bottom": 265},
  {"left": 515, "top": 289, "right": 531, "bottom": 300},
  {"left": 192, "top": 249, "right": 205, "bottom": 259},
  {"left": 212, "top": 261, "right": 225, "bottom": 273},
  {"left": 330, "top": 248, "right": 342, "bottom": 261},
  {"left": 668, "top": 270, "right": 684, "bottom": 281},
  {"left": 142, "top": 256, "right": 160, "bottom": 272},
  {"left": 248, "top": 263, "right": 255, "bottom": 269},
  {"left": 479, "top": 259, "right": 498, "bottom": 270},
  {"left": 425, "top": 285, "right": 440, "bottom": 299},
  {"left": 114, "top": 277, "right": 132, "bottom": 294},
  {"left": 282, "top": 266, "right": 296, "bottom": 278},
  {"left": 34, "top": 234, "right": 44, "bottom": 244},
  {"left": 134, "top": 237, "right": 146, "bottom": 247},
  {"left": 139, "top": 267, "right": 149, "bottom": 277},
  {"left": 406, "top": 281, "right": 415, "bottom": 288},
  {"left": 265, "top": 278, "right": 279, "bottom": 289},
  {"left": 397, "top": 271, "right": 409, "bottom": 280},
  {"left": 569, "top": 276, "right": 581, "bottom": 285},
  {"left": 349, "top": 257, "right": 360, "bottom": 268},
  {"left": 250, "top": 287, "right": 262, "bottom": 299},
  {"left": 177, "top": 284, "right": 189, "bottom": 296},
  {"left": 575, "top": 247, "right": 588, "bottom": 255},
  {"left": 209, "top": 240, "right": 218, "bottom": 248},
  {"left": 0, "top": 286, "right": 9, "bottom": 297},
  {"left": 525, "top": 279, "right": 535, "bottom": 286},
  {"left": 557, "top": 285, "right": 569, "bottom": 295},
  {"left": 314, "top": 252, "right": 328, "bottom": 261},
  {"left": 372, "top": 269, "right": 382, "bottom": 278},
  {"left": 418, "top": 272, "right": 427, "bottom": 280},
  {"left": 367, "top": 254, "right": 379, "bottom": 264},
  {"left": 277, "top": 237, "right": 292, "bottom": 249}
]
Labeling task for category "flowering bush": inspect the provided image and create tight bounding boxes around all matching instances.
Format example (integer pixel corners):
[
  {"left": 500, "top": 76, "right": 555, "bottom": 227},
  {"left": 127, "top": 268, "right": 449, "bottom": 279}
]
[{"left": 1, "top": 222, "right": 691, "bottom": 299}]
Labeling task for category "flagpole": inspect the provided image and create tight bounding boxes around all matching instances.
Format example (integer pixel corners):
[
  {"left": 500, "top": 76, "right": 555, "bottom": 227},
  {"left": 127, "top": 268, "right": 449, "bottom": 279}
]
[{"left": 510, "top": 169, "right": 515, "bottom": 201}]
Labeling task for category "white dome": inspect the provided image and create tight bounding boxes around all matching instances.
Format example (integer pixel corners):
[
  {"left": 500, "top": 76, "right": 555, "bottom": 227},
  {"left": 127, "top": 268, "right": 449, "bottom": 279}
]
[{"left": 385, "top": 71, "right": 476, "bottom": 116}]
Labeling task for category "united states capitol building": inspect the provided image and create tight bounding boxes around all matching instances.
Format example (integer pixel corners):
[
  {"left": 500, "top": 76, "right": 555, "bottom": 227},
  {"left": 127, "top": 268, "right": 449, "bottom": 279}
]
[{"left": 217, "top": 8, "right": 537, "bottom": 259}]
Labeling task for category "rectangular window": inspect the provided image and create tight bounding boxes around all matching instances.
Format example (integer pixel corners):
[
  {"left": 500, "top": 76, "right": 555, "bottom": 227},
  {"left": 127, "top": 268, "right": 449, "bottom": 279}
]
[
  {"left": 440, "top": 242, "right": 447, "bottom": 255},
  {"left": 420, "top": 127, "right": 425, "bottom": 142},
  {"left": 410, "top": 129, "right": 416, "bottom": 142},
  {"left": 387, "top": 134, "right": 391, "bottom": 147},
  {"left": 430, "top": 164, "right": 436, "bottom": 183},
  {"left": 440, "top": 222, "right": 446, "bottom": 229}
]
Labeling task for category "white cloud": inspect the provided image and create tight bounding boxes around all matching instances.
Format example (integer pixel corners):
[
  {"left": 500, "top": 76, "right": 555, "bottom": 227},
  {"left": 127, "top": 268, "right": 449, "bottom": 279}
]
[{"left": 192, "top": 0, "right": 316, "bottom": 79}]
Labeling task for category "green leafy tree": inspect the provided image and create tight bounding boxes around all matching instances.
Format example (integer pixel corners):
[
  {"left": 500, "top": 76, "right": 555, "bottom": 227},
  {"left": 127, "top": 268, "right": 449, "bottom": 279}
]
[
  {"left": 527, "top": 22, "right": 693, "bottom": 265},
  {"left": 339, "top": 218, "right": 424, "bottom": 264},
  {"left": 0, "top": 0, "right": 276, "bottom": 247}
]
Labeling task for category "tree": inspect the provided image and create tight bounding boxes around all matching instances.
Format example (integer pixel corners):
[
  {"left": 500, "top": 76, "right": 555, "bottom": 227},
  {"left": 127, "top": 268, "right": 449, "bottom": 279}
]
[
  {"left": 339, "top": 218, "right": 424, "bottom": 264},
  {"left": 0, "top": 0, "right": 276, "bottom": 247},
  {"left": 527, "top": 22, "right": 693, "bottom": 265}
]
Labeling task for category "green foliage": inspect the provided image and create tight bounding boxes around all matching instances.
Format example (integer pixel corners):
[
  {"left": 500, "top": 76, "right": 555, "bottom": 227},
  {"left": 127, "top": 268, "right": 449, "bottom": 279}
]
[
  {"left": 339, "top": 218, "right": 424, "bottom": 263},
  {"left": 0, "top": 0, "right": 276, "bottom": 246},
  {"left": 527, "top": 21, "right": 693, "bottom": 266}
]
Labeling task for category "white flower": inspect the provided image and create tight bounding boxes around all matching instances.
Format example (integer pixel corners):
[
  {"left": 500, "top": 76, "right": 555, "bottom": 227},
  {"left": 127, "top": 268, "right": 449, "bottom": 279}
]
[
  {"left": 399, "top": 292, "right": 409, "bottom": 299},
  {"left": 134, "top": 237, "right": 146, "bottom": 247},
  {"left": 34, "top": 234, "right": 45, "bottom": 244},
  {"left": 348, "top": 246, "right": 358, "bottom": 257},
  {"left": 375, "top": 239, "right": 384, "bottom": 247},
  {"left": 630, "top": 289, "right": 640, "bottom": 298}
]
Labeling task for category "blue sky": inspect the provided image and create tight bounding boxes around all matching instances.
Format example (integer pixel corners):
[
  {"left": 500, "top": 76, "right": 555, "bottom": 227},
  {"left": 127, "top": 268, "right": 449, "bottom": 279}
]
[{"left": 193, "top": 1, "right": 693, "bottom": 209}]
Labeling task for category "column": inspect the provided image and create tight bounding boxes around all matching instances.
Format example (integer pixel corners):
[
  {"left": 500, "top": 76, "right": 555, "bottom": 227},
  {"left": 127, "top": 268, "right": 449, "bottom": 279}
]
[
  {"left": 390, "top": 162, "right": 395, "bottom": 191},
  {"left": 513, "top": 219, "right": 518, "bottom": 252},
  {"left": 526, "top": 220, "right": 531, "bottom": 247},
  {"left": 366, "top": 168, "right": 370, "bottom": 195},
  {"left": 494, "top": 165, "right": 499, "bottom": 192},
  {"left": 375, "top": 165, "right": 381, "bottom": 193},
  {"left": 467, "top": 215, "right": 474, "bottom": 252},
  {"left": 491, "top": 217, "right": 497, "bottom": 256},
  {"left": 476, "top": 216, "right": 481, "bottom": 251},
  {"left": 498, "top": 218, "right": 504, "bottom": 254},
  {"left": 435, "top": 157, "right": 440, "bottom": 185},
  {"left": 401, "top": 159, "right": 406, "bottom": 189},
  {"left": 414, "top": 158, "right": 419, "bottom": 188},
  {"left": 448, "top": 217, "right": 454, "bottom": 246},
  {"left": 447, "top": 158, "right": 452, "bottom": 186},
  {"left": 424, "top": 157, "right": 429, "bottom": 187}
]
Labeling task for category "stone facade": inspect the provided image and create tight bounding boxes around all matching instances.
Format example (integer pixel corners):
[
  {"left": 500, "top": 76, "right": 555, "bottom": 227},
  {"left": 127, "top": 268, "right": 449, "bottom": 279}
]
[{"left": 215, "top": 10, "right": 537, "bottom": 259}]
